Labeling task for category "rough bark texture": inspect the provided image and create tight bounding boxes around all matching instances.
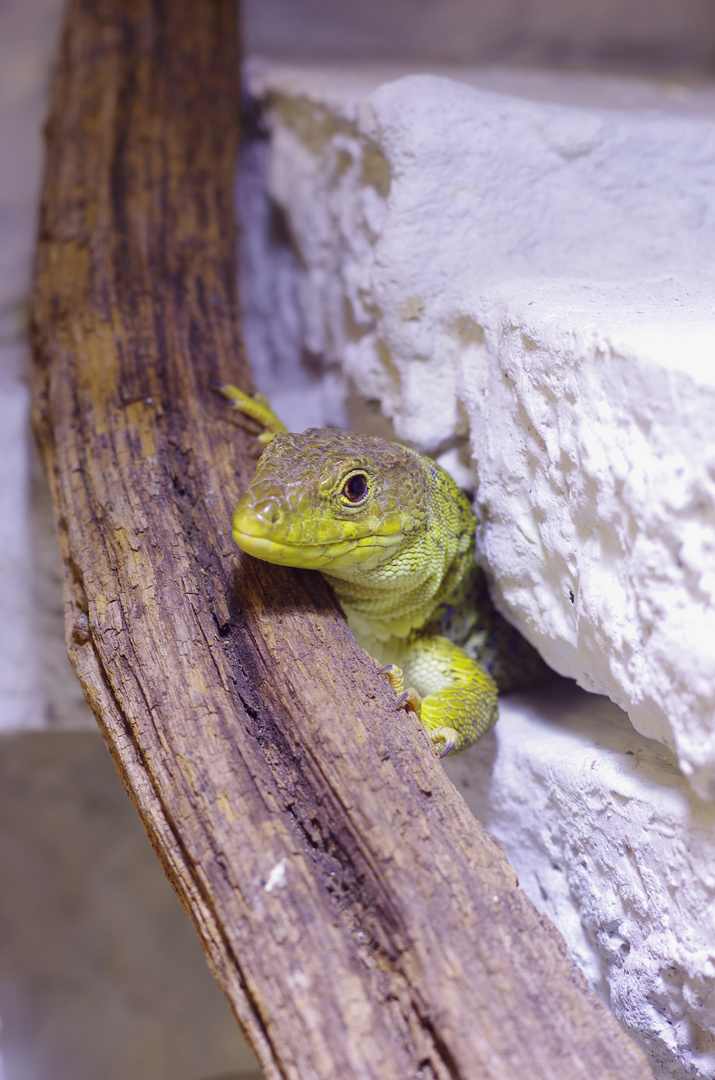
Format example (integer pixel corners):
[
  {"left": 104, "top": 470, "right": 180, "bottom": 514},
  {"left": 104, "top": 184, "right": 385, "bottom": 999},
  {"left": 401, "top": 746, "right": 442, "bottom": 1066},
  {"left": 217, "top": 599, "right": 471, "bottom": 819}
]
[{"left": 31, "top": 2, "right": 654, "bottom": 1079}]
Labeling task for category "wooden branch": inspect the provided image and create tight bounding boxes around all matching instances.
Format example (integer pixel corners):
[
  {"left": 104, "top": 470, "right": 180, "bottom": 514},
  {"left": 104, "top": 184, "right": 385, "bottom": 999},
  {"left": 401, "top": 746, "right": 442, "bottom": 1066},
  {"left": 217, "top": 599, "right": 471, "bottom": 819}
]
[{"left": 31, "top": 2, "right": 653, "bottom": 1078}]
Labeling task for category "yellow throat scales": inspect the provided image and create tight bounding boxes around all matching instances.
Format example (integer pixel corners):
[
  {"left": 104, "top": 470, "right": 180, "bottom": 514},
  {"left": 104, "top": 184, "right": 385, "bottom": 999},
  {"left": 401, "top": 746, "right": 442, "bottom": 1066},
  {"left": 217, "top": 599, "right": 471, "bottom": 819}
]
[{"left": 223, "top": 384, "right": 549, "bottom": 757}]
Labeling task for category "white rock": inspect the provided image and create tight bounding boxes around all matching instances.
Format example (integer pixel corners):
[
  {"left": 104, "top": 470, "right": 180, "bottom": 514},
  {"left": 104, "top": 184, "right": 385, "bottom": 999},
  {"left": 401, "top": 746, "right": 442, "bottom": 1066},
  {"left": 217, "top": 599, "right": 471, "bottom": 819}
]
[
  {"left": 464, "top": 278, "right": 715, "bottom": 799},
  {"left": 242, "top": 60, "right": 715, "bottom": 796},
  {"left": 445, "top": 683, "right": 715, "bottom": 1080}
]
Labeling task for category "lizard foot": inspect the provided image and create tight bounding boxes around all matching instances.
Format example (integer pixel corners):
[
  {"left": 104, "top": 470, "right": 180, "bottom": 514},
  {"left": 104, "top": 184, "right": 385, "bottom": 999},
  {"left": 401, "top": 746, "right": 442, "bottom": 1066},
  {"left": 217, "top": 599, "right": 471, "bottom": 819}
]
[{"left": 378, "top": 662, "right": 460, "bottom": 757}]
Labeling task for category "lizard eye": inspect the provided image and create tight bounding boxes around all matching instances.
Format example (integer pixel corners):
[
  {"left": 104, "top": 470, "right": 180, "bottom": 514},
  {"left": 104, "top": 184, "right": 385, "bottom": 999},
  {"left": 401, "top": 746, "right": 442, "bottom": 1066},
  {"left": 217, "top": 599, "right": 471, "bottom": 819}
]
[{"left": 342, "top": 472, "right": 369, "bottom": 503}]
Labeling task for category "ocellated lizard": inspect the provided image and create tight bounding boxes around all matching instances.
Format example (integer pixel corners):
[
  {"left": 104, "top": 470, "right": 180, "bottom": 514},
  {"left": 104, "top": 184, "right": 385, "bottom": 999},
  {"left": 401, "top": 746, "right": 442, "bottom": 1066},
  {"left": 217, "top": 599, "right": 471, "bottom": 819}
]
[{"left": 222, "top": 384, "right": 548, "bottom": 757}]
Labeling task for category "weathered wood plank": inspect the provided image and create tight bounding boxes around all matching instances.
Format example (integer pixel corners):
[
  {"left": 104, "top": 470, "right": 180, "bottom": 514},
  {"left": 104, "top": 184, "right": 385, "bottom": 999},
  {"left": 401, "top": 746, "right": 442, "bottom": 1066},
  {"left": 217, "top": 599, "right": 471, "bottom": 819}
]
[{"left": 31, "top": 2, "right": 654, "bottom": 1078}]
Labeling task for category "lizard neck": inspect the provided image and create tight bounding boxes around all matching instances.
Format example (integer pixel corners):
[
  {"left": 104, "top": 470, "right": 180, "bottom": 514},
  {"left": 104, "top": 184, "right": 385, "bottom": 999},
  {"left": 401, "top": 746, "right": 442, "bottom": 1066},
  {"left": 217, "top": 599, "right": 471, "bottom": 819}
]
[{"left": 323, "top": 488, "right": 476, "bottom": 645}]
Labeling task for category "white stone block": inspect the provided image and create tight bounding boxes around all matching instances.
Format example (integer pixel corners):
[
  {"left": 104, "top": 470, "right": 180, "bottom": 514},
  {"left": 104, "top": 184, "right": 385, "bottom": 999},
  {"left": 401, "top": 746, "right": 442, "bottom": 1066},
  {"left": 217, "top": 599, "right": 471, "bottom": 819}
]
[
  {"left": 242, "top": 60, "right": 715, "bottom": 796},
  {"left": 463, "top": 278, "right": 715, "bottom": 799},
  {"left": 445, "top": 683, "right": 715, "bottom": 1080}
]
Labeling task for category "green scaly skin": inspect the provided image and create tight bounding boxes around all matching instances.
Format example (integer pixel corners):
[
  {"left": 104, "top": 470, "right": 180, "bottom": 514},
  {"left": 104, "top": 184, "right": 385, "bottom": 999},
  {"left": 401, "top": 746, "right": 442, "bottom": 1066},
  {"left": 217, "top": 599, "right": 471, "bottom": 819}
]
[{"left": 223, "top": 384, "right": 549, "bottom": 757}]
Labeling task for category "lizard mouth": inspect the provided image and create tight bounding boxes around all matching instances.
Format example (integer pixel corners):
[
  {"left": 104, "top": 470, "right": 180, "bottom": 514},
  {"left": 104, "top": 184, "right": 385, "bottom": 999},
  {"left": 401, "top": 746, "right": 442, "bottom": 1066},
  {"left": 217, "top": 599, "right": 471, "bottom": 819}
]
[
  {"left": 232, "top": 503, "right": 404, "bottom": 570},
  {"left": 232, "top": 524, "right": 404, "bottom": 570}
]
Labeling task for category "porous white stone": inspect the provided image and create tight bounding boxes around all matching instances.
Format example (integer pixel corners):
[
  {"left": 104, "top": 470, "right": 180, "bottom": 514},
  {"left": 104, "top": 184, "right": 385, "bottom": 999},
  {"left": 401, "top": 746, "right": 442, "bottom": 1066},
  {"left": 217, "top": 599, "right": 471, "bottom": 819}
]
[
  {"left": 242, "top": 60, "right": 715, "bottom": 797},
  {"left": 463, "top": 277, "right": 715, "bottom": 799},
  {"left": 446, "top": 683, "right": 715, "bottom": 1080}
]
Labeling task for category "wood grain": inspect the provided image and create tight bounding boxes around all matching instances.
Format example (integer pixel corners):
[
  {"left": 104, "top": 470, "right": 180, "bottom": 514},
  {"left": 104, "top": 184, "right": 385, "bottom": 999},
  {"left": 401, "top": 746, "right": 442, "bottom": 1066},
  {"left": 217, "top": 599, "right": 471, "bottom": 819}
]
[{"left": 31, "top": 2, "right": 654, "bottom": 1078}]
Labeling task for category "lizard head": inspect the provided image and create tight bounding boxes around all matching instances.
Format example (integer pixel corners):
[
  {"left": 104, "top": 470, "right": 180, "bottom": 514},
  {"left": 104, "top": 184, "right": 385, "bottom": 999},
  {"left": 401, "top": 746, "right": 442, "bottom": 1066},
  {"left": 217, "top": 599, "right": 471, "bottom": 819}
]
[{"left": 231, "top": 428, "right": 431, "bottom": 572}]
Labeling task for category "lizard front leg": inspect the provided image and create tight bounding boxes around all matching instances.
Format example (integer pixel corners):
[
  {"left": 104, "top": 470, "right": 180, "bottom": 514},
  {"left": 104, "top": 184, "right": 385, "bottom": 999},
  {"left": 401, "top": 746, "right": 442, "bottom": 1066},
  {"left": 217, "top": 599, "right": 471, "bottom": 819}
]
[
  {"left": 219, "top": 383, "right": 288, "bottom": 444},
  {"left": 381, "top": 635, "right": 498, "bottom": 757}
]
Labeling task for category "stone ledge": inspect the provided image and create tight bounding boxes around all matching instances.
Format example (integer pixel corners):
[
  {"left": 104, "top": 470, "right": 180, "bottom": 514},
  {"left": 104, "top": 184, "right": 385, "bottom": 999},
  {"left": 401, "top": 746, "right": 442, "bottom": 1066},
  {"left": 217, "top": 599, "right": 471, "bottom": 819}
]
[{"left": 241, "top": 59, "right": 715, "bottom": 797}]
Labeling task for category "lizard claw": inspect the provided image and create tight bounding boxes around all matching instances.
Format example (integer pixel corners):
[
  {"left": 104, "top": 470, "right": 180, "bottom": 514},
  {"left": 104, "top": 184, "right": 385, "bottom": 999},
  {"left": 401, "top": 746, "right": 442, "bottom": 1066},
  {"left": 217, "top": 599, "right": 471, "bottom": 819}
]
[
  {"left": 430, "top": 726, "right": 458, "bottom": 758},
  {"left": 378, "top": 663, "right": 405, "bottom": 697}
]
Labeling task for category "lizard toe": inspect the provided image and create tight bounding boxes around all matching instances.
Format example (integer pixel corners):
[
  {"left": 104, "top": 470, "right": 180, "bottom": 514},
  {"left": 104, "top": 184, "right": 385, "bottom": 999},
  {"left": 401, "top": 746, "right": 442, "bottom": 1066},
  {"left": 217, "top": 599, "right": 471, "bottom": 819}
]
[
  {"left": 396, "top": 686, "right": 422, "bottom": 717},
  {"left": 429, "top": 726, "right": 458, "bottom": 758}
]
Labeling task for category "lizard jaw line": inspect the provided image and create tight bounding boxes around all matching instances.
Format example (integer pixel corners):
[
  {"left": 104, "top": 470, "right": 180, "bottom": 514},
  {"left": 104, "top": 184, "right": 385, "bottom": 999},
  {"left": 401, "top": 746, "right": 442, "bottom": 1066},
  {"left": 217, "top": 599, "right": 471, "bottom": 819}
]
[{"left": 232, "top": 528, "right": 405, "bottom": 568}]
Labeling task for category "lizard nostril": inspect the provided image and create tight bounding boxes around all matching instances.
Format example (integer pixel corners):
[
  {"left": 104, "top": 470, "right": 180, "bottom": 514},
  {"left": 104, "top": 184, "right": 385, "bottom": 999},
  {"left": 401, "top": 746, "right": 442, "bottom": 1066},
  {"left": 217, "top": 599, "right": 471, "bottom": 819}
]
[
  {"left": 232, "top": 493, "right": 283, "bottom": 539},
  {"left": 255, "top": 499, "right": 283, "bottom": 526}
]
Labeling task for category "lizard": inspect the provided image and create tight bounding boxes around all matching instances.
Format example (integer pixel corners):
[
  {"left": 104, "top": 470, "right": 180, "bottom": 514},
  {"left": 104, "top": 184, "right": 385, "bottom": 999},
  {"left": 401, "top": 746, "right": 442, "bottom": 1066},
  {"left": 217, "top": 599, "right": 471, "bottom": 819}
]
[{"left": 221, "top": 383, "right": 549, "bottom": 757}]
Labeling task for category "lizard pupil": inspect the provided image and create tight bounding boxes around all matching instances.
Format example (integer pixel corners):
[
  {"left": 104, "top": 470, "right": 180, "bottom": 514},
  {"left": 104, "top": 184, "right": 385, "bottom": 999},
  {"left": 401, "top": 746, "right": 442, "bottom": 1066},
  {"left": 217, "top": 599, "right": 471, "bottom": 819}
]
[{"left": 344, "top": 473, "right": 368, "bottom": 502}]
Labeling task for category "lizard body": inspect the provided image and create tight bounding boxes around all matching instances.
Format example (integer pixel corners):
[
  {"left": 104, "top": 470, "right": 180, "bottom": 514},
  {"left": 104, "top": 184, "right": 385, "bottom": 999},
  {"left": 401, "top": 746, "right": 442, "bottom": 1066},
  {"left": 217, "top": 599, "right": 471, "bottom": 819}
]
[{"left": 224, "top": 385, "right": 547, "bottom": 756}]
